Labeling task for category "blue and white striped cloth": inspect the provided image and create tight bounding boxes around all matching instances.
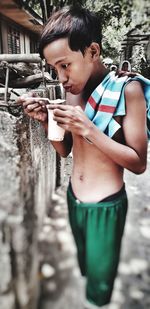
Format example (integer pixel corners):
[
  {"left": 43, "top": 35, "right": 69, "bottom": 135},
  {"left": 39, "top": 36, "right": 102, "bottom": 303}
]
[{"left": 85, "top": 71, "right": 150, "bottom": 139}]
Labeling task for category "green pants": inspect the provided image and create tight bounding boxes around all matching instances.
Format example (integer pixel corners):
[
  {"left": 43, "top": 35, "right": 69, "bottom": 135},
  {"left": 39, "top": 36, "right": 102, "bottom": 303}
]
[{"left": 67, "top": 183, "right": 128, "bottom": 307}]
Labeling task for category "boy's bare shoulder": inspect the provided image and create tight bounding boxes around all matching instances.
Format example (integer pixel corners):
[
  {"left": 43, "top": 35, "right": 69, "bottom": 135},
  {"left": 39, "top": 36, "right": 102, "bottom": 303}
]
[
  {"left": 124, "top": 80, "right": 146, "bottom": 116},
  {"left": 125, "top": 80, "right": 144, "bottom": 98}
]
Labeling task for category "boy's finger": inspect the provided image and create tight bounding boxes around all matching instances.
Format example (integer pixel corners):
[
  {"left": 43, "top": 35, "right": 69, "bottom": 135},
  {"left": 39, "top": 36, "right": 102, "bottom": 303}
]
[
  {"left": 22, "top": 99, "right": 40, "bottom": 108},
  {"left": 33, "top": 106, "right": 42, "bottom": 112},
  {"left": 25, "top": 103, "right": 40, "bottom": 111},
  {"left": 53, "top": 108, "right": 68, "bottom": 116},
  {"left": 53, "top": 117, "right": 67, "bottom": 125}
]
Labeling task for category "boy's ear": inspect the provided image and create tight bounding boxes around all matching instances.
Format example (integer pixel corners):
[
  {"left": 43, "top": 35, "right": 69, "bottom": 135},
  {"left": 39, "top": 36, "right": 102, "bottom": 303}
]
[{"left": 89, "top": 43, "right": 100, "bottom": 60}]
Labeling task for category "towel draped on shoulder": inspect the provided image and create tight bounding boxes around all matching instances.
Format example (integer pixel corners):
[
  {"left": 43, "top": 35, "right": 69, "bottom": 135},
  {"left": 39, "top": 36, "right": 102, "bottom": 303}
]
[{"left": 84, "top": 71, "right": 150, "bottom": 139}]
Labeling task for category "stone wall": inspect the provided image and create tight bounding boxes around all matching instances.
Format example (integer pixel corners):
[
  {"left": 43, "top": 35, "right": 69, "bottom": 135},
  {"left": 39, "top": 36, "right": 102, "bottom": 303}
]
[{"left": 0, "top": 88, "right": 64, "bottom": 309}]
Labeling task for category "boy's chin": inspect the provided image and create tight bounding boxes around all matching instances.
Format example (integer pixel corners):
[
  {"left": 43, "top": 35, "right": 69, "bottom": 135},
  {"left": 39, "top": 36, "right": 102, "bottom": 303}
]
[{"left": 69, "top": 88, "right": 81, "bottom": 95}]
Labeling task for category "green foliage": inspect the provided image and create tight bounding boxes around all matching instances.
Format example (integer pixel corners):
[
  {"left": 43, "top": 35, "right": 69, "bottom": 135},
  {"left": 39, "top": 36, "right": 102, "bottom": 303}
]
[
  {"left": 132, "top": 45, "right": 146, "bottom": 72},
  {"left": 102, "top": 17, "right": 128, "bottom": 62},
  {"left": 85, "top": 0, "right": 149, "bottom": 65},
  {"left": 62, "top": 0, "right": 85, "bottom": 6},
  {"left": 84, "top": 0, "right": 132, "bottom": 61},
  {"left": 85, "top": 0, "right": 133, "bottom": 26},
  {"left": 131, "top": 44, "right": 150, "bottom": 78}
]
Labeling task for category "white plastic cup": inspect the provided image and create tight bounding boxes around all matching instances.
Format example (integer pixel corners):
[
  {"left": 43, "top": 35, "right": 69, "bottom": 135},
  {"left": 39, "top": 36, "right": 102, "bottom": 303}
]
[{"left": 47, "top": 99, "right": 66, "bottom": 141}]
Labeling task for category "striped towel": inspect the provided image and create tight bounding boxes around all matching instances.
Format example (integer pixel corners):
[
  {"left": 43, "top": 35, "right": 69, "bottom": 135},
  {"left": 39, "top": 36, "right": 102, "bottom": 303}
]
[{"left": 85, "top": 71, "right": 150, "bottom": 139}]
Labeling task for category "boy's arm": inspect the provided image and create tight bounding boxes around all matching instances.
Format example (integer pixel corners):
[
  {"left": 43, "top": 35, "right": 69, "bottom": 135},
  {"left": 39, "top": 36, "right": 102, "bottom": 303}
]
[{"left": 121, "top": 80, "right": 147, "bottom": 171}]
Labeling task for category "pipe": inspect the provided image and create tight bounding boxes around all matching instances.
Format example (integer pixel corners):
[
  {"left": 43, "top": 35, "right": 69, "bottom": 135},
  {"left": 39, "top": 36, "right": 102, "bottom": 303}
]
[{"left": 0, "top": 54, "right": 42, "bottom": 63}]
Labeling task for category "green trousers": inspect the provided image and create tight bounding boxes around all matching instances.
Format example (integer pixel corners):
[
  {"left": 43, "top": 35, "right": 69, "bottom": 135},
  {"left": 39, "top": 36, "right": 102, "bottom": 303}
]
[{"left": 67, "top": 183, "right": 128, "bottom": 307}]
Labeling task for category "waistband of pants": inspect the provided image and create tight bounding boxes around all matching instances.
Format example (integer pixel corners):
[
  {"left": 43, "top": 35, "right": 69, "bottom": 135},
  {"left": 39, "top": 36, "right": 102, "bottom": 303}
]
[{"left": 67, "top": 181, "right": 127, "bottom": 206}]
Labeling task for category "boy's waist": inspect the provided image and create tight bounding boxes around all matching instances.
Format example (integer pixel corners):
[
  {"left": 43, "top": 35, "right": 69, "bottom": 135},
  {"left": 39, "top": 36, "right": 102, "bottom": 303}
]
[
  {"left": 69, "top": 177, "right": 125, "bottom": 204},
  {"left": 67, "top": 180, "right": 127, "bottom": 205}
]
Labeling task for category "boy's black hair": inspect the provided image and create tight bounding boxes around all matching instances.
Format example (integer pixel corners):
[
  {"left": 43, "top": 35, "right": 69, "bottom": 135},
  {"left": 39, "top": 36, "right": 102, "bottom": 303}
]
[{"left": 39, "top": 6, "right": 102, "bottom": 59}]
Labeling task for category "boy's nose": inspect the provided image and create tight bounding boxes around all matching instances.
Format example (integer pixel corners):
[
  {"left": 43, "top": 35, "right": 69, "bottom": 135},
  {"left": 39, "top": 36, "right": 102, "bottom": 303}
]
[{"left": 58, "top": 71, "right": 68, "bottom": 84}]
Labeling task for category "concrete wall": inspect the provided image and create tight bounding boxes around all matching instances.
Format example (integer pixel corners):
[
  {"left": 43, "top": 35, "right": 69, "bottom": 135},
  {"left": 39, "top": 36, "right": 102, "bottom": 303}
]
[{"left": 0, "top": 87, "right": 65, "bottom": 309}]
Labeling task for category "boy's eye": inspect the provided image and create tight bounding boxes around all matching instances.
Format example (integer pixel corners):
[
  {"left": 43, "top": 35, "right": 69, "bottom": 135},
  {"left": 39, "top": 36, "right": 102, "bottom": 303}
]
[{"left": 61, "top": 64, "right": 69, "bottom": 69}]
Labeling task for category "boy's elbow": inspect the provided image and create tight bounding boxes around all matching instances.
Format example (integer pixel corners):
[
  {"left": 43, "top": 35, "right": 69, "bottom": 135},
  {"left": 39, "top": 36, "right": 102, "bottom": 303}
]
[
  {"left": 61, "top": 152, "right": 69, "bottom": 158},
  {"left": 133, "top": 162, "right": 147, "bottom": 175},
  {"left": 137, "top": 164, "right": 147, "bottom": 175},
  {"left": 58, "top": 149, "right": 71, "bottom": 158}
]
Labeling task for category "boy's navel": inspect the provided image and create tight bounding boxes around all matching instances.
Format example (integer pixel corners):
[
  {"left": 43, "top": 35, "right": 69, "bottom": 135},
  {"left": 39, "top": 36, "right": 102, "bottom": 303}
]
[{"left": 79, "top": 175, "right": 84, "bottom": 181}]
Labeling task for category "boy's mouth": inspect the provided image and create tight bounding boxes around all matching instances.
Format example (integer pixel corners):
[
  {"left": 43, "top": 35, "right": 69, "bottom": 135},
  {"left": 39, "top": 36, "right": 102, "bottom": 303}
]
[{"left": 64, "top": 85, "right": 72, "bottom": 92}]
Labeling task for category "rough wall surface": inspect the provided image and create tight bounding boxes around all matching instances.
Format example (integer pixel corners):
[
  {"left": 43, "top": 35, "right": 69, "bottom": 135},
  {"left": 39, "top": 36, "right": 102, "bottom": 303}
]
[{"left": 0, "top": 104, "right": 61, "bottom": 309}]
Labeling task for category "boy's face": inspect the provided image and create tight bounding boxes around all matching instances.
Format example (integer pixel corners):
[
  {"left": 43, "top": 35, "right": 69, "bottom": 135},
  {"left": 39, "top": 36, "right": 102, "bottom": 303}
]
[{"left": 43, "top": 38, "right": 94, "bottom": 95}]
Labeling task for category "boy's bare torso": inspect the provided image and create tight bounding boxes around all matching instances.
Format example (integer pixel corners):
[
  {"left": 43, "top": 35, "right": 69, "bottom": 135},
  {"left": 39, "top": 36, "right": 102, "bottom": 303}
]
[
  {"left": 68, "top": 94, "right": 124, "bottom": 203},
  {"left": 71, "top": 128, "right": 124, "bottom": 203}
]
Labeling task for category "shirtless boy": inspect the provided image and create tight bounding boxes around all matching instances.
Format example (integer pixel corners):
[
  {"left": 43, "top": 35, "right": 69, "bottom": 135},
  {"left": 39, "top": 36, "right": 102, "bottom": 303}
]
[{"left": 18, "top": 6, "right": 148, "bottom": 308}]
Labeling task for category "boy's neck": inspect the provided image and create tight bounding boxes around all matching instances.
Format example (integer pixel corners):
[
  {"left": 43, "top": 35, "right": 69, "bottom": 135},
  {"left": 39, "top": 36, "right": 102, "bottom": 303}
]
[{"left": 82, "top": 63, "right": 109, "bottom": 101}]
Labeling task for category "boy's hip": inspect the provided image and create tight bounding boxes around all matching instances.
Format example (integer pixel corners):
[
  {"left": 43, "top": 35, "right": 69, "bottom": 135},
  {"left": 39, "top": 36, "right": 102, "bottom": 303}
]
[{"left": 67, "top": 180, "right": 128, "bottom": 208}]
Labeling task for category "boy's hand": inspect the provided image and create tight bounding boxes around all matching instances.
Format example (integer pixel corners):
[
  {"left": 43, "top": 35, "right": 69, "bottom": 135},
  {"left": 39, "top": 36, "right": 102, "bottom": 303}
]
[
  {"left": 116, "top": 69, "right": 138, "bottom": 78},
  {"left": 17, "top": 93, "right": 48, "bottom": 123},
  {"left": 47, "top": 104, "right": 92, "bottom": 137}
]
